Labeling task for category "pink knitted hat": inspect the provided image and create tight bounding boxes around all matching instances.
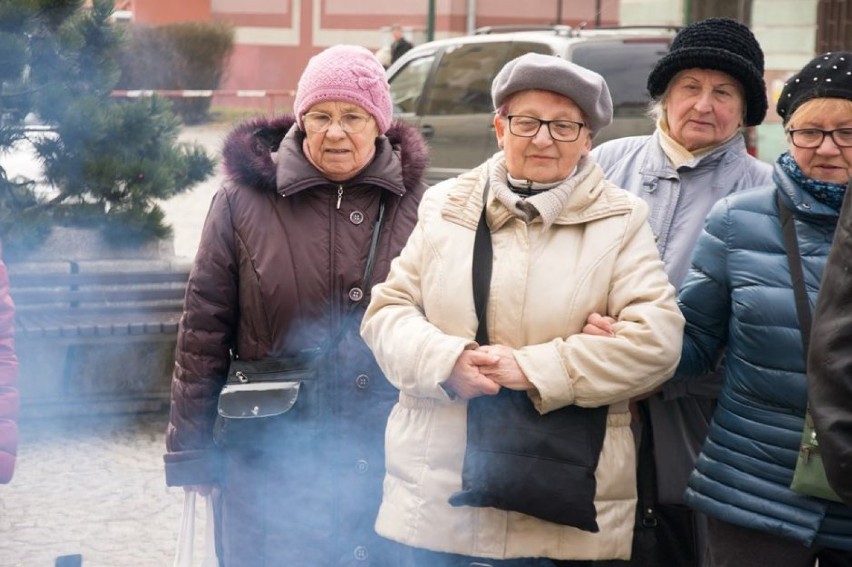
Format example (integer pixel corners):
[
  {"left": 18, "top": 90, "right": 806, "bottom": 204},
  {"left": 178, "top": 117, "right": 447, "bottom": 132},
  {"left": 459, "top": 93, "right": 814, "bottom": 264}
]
[{"left": 294, "top": 45, "right": 393, "bottom": 134}]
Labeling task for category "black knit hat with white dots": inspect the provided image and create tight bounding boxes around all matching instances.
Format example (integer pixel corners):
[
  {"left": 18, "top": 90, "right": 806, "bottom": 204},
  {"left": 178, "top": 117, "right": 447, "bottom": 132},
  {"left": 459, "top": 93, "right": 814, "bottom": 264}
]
[
  {"left": 777, "top": 51, "right": 852, "bottom": 123},
  {"left": 647, "top": 17, "right": 767, "bottom": 126}
]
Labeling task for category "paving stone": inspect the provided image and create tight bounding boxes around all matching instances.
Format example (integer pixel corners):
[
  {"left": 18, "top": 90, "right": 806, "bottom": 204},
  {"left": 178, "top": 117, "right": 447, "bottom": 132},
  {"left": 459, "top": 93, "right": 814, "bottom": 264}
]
[{"left": 0, "top": 411, "right": 209, "bottom": 567}]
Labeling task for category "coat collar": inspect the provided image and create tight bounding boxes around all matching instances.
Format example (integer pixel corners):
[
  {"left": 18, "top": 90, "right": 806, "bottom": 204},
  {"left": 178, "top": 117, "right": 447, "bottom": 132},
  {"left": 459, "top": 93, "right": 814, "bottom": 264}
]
[
  {"left": 441, "top": 153, "right": 635, "bottom": 231},
  {"left": 221, "top": 114, "right": 429, "bottom": 197},
  {"left": 639, "top": 129, "right": 750, "bottom": 180},
  {"left": 774, "top": 163, "right": 840, "bottom": 223}
]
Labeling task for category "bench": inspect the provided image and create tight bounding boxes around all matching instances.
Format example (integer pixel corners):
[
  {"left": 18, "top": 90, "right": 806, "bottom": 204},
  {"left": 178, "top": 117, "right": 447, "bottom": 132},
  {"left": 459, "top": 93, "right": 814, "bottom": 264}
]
[{"left": 8, "top": 259, "right": 192, "bottom": 417}]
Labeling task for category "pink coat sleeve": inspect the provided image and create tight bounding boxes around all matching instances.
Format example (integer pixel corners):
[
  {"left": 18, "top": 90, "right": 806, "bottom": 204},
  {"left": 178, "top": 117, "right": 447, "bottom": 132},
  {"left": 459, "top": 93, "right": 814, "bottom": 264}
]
[{"left": 0, "top": 242, "right": 19, "bottom": 484}]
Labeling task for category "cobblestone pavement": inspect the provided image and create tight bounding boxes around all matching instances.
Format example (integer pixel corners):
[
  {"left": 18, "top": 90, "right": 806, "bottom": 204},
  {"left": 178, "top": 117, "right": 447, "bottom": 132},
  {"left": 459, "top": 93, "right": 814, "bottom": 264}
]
[{"left": 0, "top": 411, "right": 207, "bottom": 567}]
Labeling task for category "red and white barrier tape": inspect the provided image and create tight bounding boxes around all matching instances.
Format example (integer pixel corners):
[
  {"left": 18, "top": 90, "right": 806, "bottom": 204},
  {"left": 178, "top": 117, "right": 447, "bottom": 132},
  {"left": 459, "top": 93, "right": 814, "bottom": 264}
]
[{"left": 111, "top": 89, "right": 295, "bottom": 98}]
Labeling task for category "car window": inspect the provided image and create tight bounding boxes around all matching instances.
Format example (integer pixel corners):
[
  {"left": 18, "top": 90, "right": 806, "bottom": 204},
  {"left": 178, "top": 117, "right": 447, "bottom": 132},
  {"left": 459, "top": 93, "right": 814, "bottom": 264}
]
[
  {"left": 571, "top": 40, "right": 670, "bottom": 117},
  {"left": 507, "top": 41, "right": 554, "bottom": 61},
  {"left": 423, "top": 42, "right": 511, "bottom": 115},
  {"left": 389, "top": 54, "right": 436, "bottom": 114}
]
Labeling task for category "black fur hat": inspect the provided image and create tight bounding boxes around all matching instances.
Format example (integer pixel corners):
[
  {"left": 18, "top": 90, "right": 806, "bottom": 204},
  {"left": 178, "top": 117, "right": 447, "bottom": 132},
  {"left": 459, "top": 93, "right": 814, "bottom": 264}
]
[
  {"left": 777, "top": 51, "right": 852, "bottom": 123},
  {"left": 647, "top": 17, "right": 767, "bottom": 126}
]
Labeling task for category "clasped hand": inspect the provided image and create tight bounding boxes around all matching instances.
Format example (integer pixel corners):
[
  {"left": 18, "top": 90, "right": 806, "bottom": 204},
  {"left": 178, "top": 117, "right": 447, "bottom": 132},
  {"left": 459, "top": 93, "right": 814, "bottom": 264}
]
[
  {"left": 443, "top": 313, "right": 622, "bottom": 402},
  {"left": 444, "top": 344, "right": 532, "bottom": 400}
]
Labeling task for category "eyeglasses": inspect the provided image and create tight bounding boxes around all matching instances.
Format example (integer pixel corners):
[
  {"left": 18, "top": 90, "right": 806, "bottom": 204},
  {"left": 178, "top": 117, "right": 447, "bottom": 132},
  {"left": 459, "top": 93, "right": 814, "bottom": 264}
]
[
  {"left": 302, "top": 112, "right": 373, "bottom": 134},
  {"left": 786, "top": 128, "right": 852, "bottom": 149},
  {"left": 507, "top": 115, "right": 585, "bottom": 142}
]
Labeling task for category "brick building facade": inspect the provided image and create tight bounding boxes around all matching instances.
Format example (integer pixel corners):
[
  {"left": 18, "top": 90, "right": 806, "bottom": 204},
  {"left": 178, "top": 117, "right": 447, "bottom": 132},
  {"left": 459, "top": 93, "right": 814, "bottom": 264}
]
[{"left": 128, "top": 0, "right": 617, "bottom": 112}]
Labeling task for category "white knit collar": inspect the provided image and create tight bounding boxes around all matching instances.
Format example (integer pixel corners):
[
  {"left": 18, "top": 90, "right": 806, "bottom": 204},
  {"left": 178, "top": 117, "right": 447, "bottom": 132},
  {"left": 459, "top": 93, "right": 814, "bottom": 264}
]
[
  {"left": 490, "top": 157, "right": 594, "bottom": 229},
  {"left": 506, "top": 169, "right": 576, "bottom": 193}
]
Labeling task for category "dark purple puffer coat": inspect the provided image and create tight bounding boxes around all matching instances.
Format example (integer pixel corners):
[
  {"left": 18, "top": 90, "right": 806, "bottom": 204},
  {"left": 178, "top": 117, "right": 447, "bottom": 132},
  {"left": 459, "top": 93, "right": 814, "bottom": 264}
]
[{"left": 164, "top": 115, "right": 428, "bottom": 566}]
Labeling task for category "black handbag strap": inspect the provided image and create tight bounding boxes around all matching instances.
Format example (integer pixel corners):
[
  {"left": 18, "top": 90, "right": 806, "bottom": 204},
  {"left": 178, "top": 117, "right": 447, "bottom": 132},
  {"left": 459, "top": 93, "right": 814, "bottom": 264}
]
[
  {"left": 778, "top": 193, "right": 812, "bottom": 352},
  {"left": 779, "top": 193, "right": 819, "bottom": 428},
  {"left": 323, "top": 192, "right": 387, "bottom": 353},
  {"left": 472, "top": 177, "right": 492, "bottom": 346},
  {"left": 636, "top": 401, "right": 659, "bottom": 526}
]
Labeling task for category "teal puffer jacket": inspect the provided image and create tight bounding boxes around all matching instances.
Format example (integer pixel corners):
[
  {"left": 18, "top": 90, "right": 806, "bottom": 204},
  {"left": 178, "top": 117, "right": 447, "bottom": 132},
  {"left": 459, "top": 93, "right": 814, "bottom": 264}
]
[{"left": 675, "top": 164, "right": 852, "bottom": 550}]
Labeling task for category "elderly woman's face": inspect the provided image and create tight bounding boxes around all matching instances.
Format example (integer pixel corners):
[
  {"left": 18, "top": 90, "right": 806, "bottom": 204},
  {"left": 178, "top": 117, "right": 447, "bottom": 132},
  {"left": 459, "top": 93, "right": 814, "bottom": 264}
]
[
  {"left": 303, "top": 101, "right": 379, "bottom": 182},
  {"left": 664, "top": 69, "right": 745, "bottom": 151},
  {"left": 494, "top": 90, "right": 591, "bottom": 183},
  {"left": 787, "top": 98, "right": 852, "bottom": 185}
]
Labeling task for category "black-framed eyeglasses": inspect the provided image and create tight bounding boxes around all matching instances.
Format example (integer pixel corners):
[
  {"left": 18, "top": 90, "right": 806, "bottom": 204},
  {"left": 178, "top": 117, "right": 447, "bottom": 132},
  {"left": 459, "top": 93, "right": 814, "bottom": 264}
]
[
  {"left": 507, "top": 115, "right": 585, "bottom": 142},
  {"left": 303, "top": 112, "right": 373, "bottom": 134},
  {"left": 786, "top": 128, "right": 852, "bottom": 149}
]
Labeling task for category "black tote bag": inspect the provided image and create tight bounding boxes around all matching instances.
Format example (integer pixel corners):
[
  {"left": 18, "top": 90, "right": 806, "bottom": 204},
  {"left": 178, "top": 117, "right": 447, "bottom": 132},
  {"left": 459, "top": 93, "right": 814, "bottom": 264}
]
[{"left": 448, "top": 179, "right": 608, "bottom": 532}]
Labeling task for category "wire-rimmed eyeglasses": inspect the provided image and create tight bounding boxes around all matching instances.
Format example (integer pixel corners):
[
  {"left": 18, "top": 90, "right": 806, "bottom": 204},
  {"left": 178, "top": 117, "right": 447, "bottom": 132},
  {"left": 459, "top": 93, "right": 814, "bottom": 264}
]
[
  {"left": 786, "top": 128, "right": 852, "bottom": 149},
  {"left": 303, "top": 112, "right": 373, "bottom": 134},
  {"left": 507, "top": 115, "right": 585, "bottom": 142}
]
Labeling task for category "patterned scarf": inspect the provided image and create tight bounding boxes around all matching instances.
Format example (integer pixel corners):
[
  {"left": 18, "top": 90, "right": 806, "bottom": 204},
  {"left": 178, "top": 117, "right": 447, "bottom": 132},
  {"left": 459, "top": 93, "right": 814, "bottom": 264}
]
[{"left": 777, "top": 151, "right": 847, "bottom": 211}]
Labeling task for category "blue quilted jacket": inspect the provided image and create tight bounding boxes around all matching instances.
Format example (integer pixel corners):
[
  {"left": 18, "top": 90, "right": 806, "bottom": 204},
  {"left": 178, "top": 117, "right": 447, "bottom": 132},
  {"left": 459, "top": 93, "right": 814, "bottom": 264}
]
[{"left": 675, "top": 163, "right": 852, "bottom": 550}]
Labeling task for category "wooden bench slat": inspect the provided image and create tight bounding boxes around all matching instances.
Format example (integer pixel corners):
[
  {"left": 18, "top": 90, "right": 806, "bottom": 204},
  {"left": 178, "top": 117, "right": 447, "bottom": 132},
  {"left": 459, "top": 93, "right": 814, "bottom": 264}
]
[
  {"left": 12, "top": 287, "right": 186, "bottom": 307},
  {"left": 44, "top": 318, "right": 189, "bottom": 338},
  {"left": 9, "top": 271, "right": 189, "bottom": 288},
  {"left": 15, "top": 312, "right": 65, "bottom": 338},
  {"left": 17, "top": 310, "right": 181, "bottom": 326}
]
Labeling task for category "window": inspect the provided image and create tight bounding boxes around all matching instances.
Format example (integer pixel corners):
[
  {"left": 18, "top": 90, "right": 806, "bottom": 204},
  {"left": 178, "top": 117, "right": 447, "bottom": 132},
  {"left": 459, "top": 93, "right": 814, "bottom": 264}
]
[
  {"left": 423, "top": 42, "right": 511, "bottom": 115},
  {"left": 389, "top": 55, "right": 435, "bottom": 114},
  {"left": 572, "top": 41, "right": 671, "bottom": 117},
  {"left": 506, "top": 41, "right": 554, "bottom": 62}
]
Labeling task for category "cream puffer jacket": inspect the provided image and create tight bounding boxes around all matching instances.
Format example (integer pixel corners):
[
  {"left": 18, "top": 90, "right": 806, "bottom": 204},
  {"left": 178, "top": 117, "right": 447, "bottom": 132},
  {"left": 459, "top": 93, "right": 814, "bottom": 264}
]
[{"left": 361, "top": 154, "right": 684, "bottom": 561}]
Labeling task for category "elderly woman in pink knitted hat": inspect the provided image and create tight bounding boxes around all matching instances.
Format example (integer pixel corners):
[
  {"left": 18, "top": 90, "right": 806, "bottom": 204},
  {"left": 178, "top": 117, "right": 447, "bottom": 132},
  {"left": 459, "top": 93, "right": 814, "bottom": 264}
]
[{"left": 164, "top": 44, "right": 429, "bottom": 566}]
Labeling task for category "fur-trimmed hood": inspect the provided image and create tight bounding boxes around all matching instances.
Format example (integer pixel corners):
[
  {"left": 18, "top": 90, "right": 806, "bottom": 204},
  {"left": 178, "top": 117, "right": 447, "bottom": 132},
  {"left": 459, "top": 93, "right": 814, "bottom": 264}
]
[{"left": 221, "top": 114, "right": 429, "bottom": 195}]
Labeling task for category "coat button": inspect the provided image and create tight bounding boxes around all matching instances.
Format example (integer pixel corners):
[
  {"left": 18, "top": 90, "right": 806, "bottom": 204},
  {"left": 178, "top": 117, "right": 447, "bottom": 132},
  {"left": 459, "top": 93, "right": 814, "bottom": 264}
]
[
  {"left": 354, "top": 545, "right": 368, "bottom": 561},
  {"left": 349, "top": 287, "right": 364, "bottom": 302},
  {"left": 355, "top": 374, "right": 369, "bottom": 389},
  {"left": 356, "top": 459, "right": 369, "bottom": 474},
  {"left": 350, "top": 210, "right": 365, "bottom": 224}
]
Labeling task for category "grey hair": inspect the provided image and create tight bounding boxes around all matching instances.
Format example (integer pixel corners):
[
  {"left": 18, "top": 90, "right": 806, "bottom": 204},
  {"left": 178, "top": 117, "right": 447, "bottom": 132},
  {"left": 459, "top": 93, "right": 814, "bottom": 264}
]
[{"left": 648, "top": 98, "right": 665, "bottom": 123}]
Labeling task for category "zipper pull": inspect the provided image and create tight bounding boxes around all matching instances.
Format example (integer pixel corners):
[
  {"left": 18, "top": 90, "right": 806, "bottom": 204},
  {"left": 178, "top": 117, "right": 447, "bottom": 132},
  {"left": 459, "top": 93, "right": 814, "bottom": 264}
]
[{"left": 336, "top": 185, "right": 343, "bottom": 209}]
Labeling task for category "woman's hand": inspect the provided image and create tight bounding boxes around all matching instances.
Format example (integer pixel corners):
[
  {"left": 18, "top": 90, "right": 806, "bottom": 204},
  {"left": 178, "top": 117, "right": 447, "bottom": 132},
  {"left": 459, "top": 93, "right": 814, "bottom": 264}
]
[
  {"left": 582, "top": 312, "right": 617, "bottom": 337},
  {"left": 443, "top": 349, "right": 501, "bottom": 400},
  {"left": 583, "top": 313, "right": 657, "bottom": 421},
  {"left": 477, "top": 344, "right": 534, "bottom": 391}
]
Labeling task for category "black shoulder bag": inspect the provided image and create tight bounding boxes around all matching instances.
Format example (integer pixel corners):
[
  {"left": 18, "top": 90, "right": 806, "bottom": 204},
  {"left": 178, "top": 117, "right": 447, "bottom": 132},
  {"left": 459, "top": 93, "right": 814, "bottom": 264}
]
[
  {"left": 780, "top": 194, "right": 843, "bottom": 502},
  {"left": 627, "top": 401, "right": 699, "bottom": 566},
  {"left": 447, "top": 178, "right": 609, "bottom": 531},
  {"left": 213, "top": 195, "right": 387, "bottom": 450}
]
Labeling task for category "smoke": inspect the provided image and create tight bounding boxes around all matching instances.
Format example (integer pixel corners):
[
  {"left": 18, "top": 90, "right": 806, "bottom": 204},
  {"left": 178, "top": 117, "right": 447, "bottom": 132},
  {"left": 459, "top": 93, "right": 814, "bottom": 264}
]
[
  {"left": 0, "top": 411, "right": 190, "bottom": 566},
  {"left": 0, "top": 125, "right": 225, "bottom": 565}
]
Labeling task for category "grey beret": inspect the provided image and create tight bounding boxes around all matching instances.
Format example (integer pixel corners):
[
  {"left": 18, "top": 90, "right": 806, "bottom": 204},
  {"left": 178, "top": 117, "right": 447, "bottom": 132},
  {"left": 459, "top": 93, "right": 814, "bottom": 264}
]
[{"left": 491, "top": 53, "right": 613, "bottom": 136}]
